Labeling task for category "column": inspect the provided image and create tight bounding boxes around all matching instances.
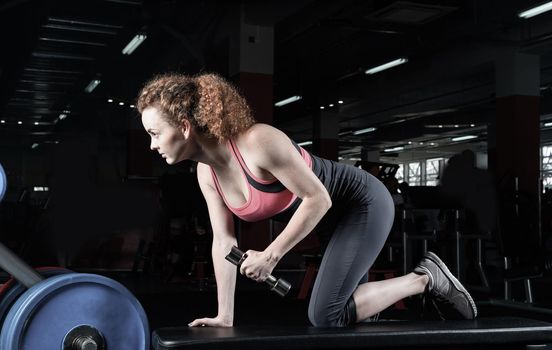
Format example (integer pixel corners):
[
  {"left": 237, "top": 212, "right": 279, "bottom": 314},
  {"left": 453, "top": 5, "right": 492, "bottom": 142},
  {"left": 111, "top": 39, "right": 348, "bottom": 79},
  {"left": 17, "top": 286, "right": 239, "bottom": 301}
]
[
  {"left": 229, "top": 8, "right": 274, "bottom": 250},
  {"left": 313, "top": 109, "right": 339, "bottom": 161},
  {"left": 491, "top": 52, "right": 541, "bottom": 259}
]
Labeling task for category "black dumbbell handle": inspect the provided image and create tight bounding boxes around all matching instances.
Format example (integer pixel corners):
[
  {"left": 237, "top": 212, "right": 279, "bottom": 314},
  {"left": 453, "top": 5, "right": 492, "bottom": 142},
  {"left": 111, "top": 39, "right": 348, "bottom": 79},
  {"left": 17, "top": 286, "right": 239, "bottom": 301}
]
[
  {"left": 225, "top": 246, "right": 291, "bottom": 297},
  {"left": 0, "top": 241, "right": 43, "bottom": 288}
]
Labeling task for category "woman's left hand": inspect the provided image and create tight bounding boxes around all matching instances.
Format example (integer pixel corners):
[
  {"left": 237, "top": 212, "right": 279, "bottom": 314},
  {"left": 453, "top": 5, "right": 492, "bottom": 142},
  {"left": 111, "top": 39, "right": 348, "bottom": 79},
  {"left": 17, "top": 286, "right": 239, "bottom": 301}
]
[{"left": 239, "top": 250, "right": 278, "bottom": 282}]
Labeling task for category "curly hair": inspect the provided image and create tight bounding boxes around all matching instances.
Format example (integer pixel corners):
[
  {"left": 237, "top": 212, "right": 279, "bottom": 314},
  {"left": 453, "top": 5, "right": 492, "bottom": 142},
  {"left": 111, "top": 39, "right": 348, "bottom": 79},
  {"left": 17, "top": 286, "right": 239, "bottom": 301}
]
[{"left": 137, "top": 72, "right": 255, "bottom": 141}]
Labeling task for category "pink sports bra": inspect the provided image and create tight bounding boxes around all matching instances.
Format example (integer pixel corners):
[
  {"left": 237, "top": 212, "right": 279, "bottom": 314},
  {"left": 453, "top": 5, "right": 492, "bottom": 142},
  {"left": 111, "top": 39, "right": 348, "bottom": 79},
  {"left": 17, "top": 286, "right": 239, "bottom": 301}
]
[{"left": 210, "top": 139, "right": 312, "bottom": 222}]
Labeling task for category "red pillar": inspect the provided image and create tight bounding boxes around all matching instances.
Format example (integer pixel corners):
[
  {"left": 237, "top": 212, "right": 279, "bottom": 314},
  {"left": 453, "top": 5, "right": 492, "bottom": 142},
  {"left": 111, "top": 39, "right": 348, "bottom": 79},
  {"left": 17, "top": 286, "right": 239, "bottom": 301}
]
[{"left": 492, "top": 53, "right": 541, "bottom": 258}]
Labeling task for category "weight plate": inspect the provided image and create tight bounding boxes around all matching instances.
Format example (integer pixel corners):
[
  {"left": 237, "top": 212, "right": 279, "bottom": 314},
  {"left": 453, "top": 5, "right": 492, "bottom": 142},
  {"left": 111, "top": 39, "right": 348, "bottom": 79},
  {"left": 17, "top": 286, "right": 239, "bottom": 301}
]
[
  {"left": 0, "top": 162, "right": 6, "bottom": 202},
  {"left": 0, "top": 267, "right": 71, "bottom": 329},
  {"left": 0, "top": 273, "right": 150, "bottom": 350}
]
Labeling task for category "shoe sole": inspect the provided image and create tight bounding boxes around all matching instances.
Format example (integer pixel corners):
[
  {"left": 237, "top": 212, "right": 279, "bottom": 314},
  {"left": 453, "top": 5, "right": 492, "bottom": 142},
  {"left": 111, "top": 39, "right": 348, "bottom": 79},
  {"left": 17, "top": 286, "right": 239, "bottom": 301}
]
[{"left": 424, "top": 251, "right": 478, "bottom": 319}]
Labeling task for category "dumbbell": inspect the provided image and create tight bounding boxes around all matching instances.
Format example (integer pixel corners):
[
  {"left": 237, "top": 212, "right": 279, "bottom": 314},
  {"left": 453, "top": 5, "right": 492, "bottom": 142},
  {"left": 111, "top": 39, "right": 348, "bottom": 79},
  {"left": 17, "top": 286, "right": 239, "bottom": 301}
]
[
  {"left": 225, "top": 246, "right": 291, "bottom": 297},
  {"left": 0, "top": 162, "right": 149, "bottom": 349}
]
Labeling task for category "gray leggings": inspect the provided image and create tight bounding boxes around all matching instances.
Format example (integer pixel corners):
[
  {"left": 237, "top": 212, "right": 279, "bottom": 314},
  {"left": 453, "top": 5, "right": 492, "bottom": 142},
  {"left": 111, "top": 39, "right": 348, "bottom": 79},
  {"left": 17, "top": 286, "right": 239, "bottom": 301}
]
[{"left": 307, "top": 176, "right": 394, "bottom": 327}]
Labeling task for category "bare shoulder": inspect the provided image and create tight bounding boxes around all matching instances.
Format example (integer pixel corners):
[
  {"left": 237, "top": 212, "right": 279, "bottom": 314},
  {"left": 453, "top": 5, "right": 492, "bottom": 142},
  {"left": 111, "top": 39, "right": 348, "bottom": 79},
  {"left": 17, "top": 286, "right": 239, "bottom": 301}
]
[
  {"left": 196, "top": 162, "right": 214, "bottom": 188},
  {"left": 241, "top": 123, "right": 290, "bottom": 149},
  {"left": 239, "top": 123, "right": 297, "bottom": 169}
]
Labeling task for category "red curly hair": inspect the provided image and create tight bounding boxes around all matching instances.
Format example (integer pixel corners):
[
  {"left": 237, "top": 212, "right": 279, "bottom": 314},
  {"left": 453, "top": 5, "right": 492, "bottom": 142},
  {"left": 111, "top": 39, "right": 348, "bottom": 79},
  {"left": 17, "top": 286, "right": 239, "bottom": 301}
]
[{"left": 137, "top": 72, "right": 255, "bottom": 141}]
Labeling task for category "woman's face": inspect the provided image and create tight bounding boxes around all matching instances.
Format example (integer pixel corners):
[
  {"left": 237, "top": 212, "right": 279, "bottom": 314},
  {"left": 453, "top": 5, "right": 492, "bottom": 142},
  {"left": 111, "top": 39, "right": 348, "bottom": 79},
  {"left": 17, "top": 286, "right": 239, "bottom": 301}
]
[{"left": 141, "top": 106, "right": 189, "bottom": 164}]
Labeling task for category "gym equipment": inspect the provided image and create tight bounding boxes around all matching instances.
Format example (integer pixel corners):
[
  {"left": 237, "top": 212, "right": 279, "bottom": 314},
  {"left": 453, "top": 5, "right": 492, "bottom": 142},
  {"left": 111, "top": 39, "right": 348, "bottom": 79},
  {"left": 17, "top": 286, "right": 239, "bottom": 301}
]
[
  {"left": 0, "top": 162, "right": 6, "bottom": 202},
  {"left": 152, "top": 317, "right": 552, "bottom": 350},
  {"left": 0, "top": 162, "right": 150, "bottom": 349},
  {"left": 0, "top": 267, "right": 70, "bottom": 328},
  {"left": 225, "top": 246, "right": 291, "bottom": 297},
  {"left": 0, "top": 272, "right": 150, "bottom": 349}
]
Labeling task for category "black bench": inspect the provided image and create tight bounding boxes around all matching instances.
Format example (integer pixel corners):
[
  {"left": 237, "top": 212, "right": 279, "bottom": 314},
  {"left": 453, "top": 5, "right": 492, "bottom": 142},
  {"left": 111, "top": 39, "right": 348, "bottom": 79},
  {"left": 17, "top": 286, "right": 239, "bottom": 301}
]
[{"left": 152, "top": 317, "right": 552, "bottom": 350}]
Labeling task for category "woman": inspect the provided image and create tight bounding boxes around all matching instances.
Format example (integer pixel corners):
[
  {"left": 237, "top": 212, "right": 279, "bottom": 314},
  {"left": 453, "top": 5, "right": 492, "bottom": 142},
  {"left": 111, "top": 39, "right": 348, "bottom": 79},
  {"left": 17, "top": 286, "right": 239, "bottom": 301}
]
[{"left": 137, "top": 73, "right": 477, "bottom": 327}]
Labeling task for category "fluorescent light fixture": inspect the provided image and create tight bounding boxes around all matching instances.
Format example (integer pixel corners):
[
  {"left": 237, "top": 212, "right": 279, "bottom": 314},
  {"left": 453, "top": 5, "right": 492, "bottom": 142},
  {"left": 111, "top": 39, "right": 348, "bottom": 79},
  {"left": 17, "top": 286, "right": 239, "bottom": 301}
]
[
  {"left": 34, "top": 122, "right": 39, "bottom": 125},
  {"left": 394, "top": 108, "right": 456, "bottom": 119},
  {"left": 365, "top": 58, "right": 408, "bottom": 75},
  {"left": 353, "top": 127, "right": 376, "bottom": 135},
  {"left": 122, "top": 33, "right": 147, "bottom": 55},
  {"left": 297, "top": 140, "right": 313, "bottom": 146},
  {"left": 59, "top": 110, "right": 70, "bottom": 120},
  {"left": 274, "top": 95, "right": 302, "bottom": 107},
  {"left": 33, "top": 186, "right": 49, "bottom": 192},
  {"left": 338, "top": 100, "right": 343, "bottom": 104},
  {"left": 452, "top": 135, "right": 477, "bottom": 142},
  {"left": 519, "top": 1, "right": 552, "bottom": 18},
  {"left": 544, "top": 122, "right": 552, "bottom": 127},
  {"left": 384, "top": 146, "right": 404, "bottom": 152},
  {"left": 84, "top": 79, "right": 101, "bottom": 93}
]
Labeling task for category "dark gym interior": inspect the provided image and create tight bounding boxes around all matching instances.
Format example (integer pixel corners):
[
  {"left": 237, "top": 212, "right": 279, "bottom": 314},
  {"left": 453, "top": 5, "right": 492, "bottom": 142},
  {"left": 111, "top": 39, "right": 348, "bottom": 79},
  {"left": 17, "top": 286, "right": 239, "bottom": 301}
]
[{"left": 2, "top": 0, "right": 552, "bottom": 349}]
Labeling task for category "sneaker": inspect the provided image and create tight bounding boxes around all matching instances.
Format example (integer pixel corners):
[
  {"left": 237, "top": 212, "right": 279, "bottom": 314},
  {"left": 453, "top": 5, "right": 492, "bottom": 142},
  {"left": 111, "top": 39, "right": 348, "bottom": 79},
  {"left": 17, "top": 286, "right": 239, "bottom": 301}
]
[{"left": 414, "top": 251, "right": 477, "bottom": 320}]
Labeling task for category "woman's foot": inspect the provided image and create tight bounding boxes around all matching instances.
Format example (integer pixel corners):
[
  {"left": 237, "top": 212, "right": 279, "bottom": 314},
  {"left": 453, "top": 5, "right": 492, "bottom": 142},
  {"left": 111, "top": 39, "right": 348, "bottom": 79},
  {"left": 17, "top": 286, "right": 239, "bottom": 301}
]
[{"left": 414, "top": 251, "right": 477, "bottom": 320}]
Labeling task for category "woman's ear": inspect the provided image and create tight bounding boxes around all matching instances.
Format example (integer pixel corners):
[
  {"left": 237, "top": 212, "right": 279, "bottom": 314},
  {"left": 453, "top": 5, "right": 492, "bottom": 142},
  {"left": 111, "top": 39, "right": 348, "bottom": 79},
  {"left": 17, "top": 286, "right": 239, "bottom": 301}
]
[{"left": 180, "top": 119, "right": 192, "bottom": 139}]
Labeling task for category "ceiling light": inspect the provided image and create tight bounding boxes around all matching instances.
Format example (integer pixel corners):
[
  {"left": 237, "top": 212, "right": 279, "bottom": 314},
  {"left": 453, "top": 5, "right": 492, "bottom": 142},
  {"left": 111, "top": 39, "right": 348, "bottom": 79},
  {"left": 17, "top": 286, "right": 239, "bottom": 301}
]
[
  {"left": 353, "top": 127, "right": 377, "bottom": 135},
  {"left": 297, "top": 140, "right": 313, "bottom": 146},
  {"left": 34, "top": 122, "right": 39, "bottom": 125},
  {"left": 338, "top": 100, "right": 344, "bottom": 104},
  {"left": 274, "top": 95, "right": 302, "bottom": 107},
  {"left": 17, "top": 121, "right": 22, "bottom": 125},
  {"left": 84, "top": 79, "right": 101, "bottom": 93},
  {"left": 470, "top": 124, "right": 475, "bottom": 127},
  {"left": 0, "top": 120, "right": 5, "bottom": 124},
  {"left": 544, "top": 122, "right": 552, "bottom": 127},
  {"left": 519, "top": 1, "right": 552, "bottom": 18},
  {"left": 31, "top": 143, "right": 39, "bottom": 149},
  {"left": 122, "top": 33, "right": 147, "bottom": 55},
  {"left": 320, "top": 106, "right": 325, "bottom": 110},
  {"left": 130, "top": 104, "right": 135, "bottom": 108},
  {"left": 119, "top": 102, "right": 124, "bottom": 106},
  {"left": 329, "top": 104, "right": 334, "bottom": 107},
  {"left": 107, "top": 98, "right": 113, "bottom": 103},
  {"left": 452, "top": 135, "right": 477, "bottom": 142},
  {"left": 407, "top": 141, "right": 413, "bottom": 144},
  {"left": 394, "top": 108, "right": 456, "bottom": 119},
  {"left": 384, "top": 146, "right": 404, "bottom": 152},
  {"left": 365, "top": 58, "right": 408, "bottom": 75}
]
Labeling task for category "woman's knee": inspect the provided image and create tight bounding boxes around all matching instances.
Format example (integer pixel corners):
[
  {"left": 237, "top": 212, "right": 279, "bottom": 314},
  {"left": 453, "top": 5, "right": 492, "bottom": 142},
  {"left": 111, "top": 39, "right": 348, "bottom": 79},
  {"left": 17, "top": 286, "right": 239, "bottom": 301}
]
[{"left": 308, "top": 297, "right": 357, "bottom": 327}]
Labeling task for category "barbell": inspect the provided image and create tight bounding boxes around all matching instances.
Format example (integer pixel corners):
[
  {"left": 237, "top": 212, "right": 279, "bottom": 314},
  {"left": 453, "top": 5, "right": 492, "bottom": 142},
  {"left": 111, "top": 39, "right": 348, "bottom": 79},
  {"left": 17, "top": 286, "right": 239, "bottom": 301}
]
[{"left": 0, "top": 162, "right": 150, "bottom": 349}]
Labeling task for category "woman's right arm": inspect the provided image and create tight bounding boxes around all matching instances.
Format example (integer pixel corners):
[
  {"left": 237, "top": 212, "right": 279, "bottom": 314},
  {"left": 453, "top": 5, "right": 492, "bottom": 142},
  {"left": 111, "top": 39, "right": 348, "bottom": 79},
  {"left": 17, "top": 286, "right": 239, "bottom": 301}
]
[{"left": 188, "top": 162, "right": 237, "bottom": 327}]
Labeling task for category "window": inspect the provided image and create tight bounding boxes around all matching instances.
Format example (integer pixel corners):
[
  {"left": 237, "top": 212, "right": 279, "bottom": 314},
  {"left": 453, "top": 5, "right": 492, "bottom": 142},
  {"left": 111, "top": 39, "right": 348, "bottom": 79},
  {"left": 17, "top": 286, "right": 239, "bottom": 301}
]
[
  {"left": 396, "top": 164, "right": 404, "bottom": 183},
  {"left": 425, "top": 158, "right": 443, "bottom": 186},
  {"left": 542, "top": 145, "right": 552, "bottom": 190},
  {"left": 407, "top": 162, "right": 422, "bottom": 186}
]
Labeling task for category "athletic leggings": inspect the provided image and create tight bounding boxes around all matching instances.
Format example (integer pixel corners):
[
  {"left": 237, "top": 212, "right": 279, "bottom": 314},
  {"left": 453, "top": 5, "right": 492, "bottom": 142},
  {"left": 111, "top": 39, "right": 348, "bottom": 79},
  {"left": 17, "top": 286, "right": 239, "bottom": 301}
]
[{"left": 295, "top": 157, "right": 395, "bottom": 327}]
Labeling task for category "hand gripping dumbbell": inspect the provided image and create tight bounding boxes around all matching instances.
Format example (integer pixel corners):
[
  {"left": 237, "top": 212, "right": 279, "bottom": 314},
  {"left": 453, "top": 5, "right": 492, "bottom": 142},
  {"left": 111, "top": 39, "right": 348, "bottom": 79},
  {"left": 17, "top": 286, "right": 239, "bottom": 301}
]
[{"left": 225, "top": 246, "right": 291, "bottom": 297}]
